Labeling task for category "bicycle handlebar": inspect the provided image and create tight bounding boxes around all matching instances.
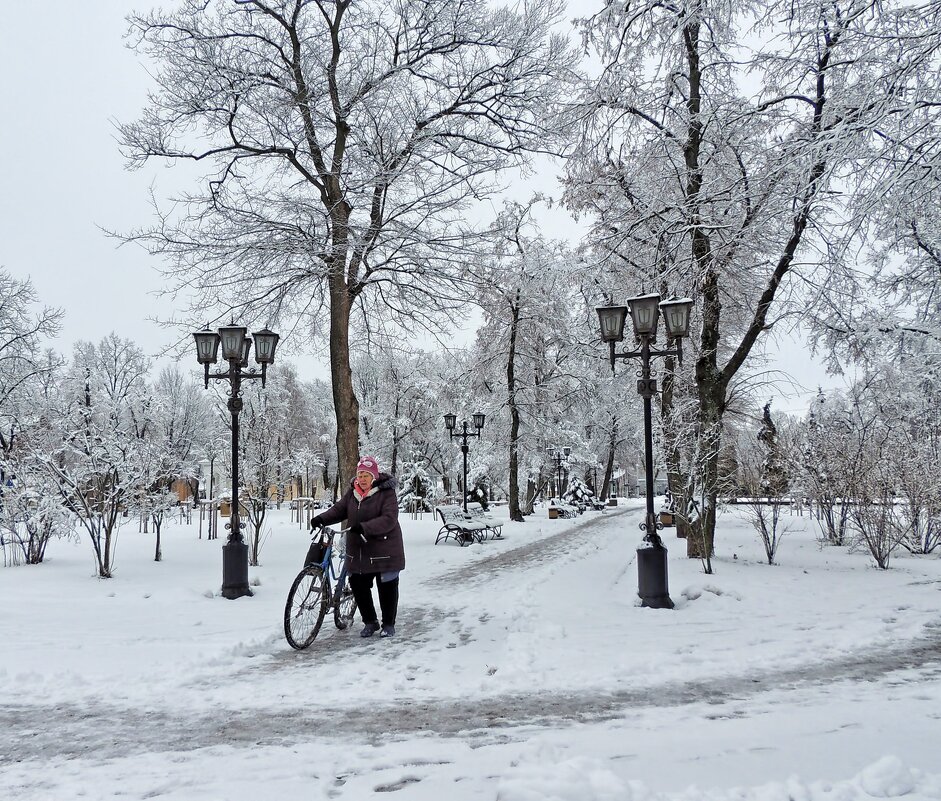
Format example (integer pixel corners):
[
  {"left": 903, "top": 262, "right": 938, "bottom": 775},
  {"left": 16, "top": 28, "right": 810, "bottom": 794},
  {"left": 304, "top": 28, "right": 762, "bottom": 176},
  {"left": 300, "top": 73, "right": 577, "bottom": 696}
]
[{"left": 309, "top": 523, "right": 352, "bottom": 542}]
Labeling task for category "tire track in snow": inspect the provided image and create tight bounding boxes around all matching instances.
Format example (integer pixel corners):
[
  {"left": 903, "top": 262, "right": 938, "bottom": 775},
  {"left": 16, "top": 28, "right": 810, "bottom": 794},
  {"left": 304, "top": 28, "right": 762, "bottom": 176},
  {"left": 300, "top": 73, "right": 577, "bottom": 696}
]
[{"left": 1, "top": 627, "right": 939, "bottom": 764}]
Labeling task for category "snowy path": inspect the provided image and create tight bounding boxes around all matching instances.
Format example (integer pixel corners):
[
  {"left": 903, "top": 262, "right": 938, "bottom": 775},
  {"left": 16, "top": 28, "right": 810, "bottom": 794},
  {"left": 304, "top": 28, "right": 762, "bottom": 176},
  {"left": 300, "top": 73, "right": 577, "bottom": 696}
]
[
  {"left": 2, "top": 508, "right": 940, "bottom": 766},
  {"left": 2, "top": 629, "right": 940, "bottom": 765}
]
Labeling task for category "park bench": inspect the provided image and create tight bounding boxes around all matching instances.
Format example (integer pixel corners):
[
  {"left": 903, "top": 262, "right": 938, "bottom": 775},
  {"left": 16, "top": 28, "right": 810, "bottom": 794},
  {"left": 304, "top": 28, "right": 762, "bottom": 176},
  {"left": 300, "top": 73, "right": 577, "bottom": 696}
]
[
  {"left": 434, "top": 505, "right": 490, "bottom": 546},
  {"left": 547, "top": 498, "right": 579, "bottom": 519},
  {"left": 465, "top": 502, "right": 504, "bottom": 540}
]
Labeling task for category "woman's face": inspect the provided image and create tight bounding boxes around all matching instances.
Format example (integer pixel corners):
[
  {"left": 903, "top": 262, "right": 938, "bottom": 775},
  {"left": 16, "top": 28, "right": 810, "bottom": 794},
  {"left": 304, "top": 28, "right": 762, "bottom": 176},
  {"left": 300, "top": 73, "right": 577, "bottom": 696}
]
[{"left": 356, "top": 471, "right": 375, "bottom": 493}]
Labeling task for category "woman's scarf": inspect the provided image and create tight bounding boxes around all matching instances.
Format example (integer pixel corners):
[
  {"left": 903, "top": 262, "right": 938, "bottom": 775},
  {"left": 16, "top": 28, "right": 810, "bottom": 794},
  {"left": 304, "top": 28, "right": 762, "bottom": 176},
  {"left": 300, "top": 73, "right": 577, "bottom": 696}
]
[{"left": 354, "top": 483, "right": 379, "bottom": 503}]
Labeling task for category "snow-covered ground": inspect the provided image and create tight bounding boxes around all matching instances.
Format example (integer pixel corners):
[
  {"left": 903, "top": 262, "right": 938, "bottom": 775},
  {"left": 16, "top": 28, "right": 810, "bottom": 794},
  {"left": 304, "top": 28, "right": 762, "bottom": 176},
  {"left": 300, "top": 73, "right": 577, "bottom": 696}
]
[{"left": 1, "top": 500, "right": 940, "bottom": 800}]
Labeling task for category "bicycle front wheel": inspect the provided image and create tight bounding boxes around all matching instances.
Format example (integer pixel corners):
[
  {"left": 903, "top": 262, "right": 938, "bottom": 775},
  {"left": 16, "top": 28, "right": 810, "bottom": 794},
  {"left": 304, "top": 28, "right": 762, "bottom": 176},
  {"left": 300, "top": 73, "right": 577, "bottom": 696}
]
[
  {"left": 284, "top": 566, "right": 328, "bottom": 649},
  {"left": 333, "top": 579, "right": 357, "bottom": 630}
]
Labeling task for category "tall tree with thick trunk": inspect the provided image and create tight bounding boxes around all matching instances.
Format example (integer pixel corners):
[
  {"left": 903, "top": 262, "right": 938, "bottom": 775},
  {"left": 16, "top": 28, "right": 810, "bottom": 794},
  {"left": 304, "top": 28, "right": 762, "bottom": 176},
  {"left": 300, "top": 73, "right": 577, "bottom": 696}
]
[
  {"left": 566, "top": 0, "right": 927, "bottom": 560},
  {"left": 119, "top": 0, "right": 575, "bottom": 481}
]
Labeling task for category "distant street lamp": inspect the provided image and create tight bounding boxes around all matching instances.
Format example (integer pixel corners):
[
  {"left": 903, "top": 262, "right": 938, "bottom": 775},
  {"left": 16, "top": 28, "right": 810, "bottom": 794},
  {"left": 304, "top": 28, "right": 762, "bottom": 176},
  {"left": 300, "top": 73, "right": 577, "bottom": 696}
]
[
  {"left": 444, "top": 412, "right": 485, "bottom": 513},
  {"left": 546, "top": 446, "right": 571, "bottom": 498},
  {"left": 596, "top": 294, "right": 693, "bottom": 609},
  {"left": 193, "top": 323, "right": 280, "bottom": 599}
]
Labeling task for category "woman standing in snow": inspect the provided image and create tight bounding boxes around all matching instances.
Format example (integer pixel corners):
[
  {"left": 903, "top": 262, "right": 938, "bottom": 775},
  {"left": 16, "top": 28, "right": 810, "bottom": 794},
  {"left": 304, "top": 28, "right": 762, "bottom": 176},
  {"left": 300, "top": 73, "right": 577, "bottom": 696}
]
[{"left": 310, "top": 456, "right": 405, "bottom": 638}]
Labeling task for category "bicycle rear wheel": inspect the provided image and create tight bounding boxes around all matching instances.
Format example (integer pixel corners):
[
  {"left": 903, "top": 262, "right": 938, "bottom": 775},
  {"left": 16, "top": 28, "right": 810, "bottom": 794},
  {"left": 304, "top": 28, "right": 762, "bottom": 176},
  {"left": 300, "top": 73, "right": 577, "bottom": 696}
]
[
  {"left": 333, "top": 578, "right": 357, "bottom": 630},
  {"left": 284, "top": 566, "right": 328, "bottom": 649}
]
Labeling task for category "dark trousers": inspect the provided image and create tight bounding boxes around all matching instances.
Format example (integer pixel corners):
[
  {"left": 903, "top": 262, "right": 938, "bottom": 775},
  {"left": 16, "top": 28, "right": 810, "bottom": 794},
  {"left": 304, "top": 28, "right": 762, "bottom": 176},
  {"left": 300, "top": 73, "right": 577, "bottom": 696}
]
[{"left": 349, "top": 572, "right": 399, "bottom": 627}]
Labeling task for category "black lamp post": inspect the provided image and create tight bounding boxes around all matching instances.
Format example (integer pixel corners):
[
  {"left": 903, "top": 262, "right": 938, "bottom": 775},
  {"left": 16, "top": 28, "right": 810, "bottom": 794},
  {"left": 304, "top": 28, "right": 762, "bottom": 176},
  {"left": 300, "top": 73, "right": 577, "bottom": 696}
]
[
  {"left": 444, "top": 412, "right": 485, "bottom": 513},
  {"left": 596, "top": 293, "right": 693, "bottom": 609},
  {"left": 194, "top": 323, "right": 280, "bottom": 599},
  {"left": 546, "top": 446, "right": 571, "bottom": 498}
]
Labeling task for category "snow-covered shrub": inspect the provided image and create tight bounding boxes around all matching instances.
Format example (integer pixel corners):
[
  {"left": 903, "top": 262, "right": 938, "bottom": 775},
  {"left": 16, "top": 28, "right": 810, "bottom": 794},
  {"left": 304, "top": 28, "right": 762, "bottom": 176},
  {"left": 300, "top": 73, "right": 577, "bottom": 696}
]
[
  {"left": 562, "top": 476, "right": 595, "bottom": 512},
  {"left": 397, "top": 456, "right": 438, "bottom": 512},
  {"left": 0, "top": 485, "right": 73, "bottom": 566}
]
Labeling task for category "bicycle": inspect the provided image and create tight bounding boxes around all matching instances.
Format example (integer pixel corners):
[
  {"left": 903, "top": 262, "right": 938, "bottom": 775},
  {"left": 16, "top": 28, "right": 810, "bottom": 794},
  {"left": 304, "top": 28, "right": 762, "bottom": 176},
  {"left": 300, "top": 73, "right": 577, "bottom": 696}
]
[{"left": 283, "top": 522, "right": 358, "bottom": 650}]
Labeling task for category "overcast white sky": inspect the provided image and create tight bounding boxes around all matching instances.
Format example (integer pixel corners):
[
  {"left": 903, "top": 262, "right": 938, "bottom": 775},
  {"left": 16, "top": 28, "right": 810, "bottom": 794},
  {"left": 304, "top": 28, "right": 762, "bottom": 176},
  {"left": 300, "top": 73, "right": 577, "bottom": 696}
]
[
  {"left": 0, "top": 1, "right": 843, "bottom": 412},
  {"left": 0, "top": 3, "right": 179, "bottom": 357}
]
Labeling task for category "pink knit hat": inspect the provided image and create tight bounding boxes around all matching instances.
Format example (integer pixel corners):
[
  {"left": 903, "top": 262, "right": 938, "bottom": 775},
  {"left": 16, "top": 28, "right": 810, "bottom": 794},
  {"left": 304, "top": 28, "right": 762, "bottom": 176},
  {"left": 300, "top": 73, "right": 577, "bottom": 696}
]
[{"left": 356, "top": 455, "right": 380, "bottom": 480}]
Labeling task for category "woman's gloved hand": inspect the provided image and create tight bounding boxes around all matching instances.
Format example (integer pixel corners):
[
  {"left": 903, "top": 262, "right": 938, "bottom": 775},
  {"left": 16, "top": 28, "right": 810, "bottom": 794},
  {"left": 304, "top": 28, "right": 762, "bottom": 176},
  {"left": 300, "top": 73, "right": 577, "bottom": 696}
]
[{"left": 349, "top": 523, "right": 367, "bottom": 544}]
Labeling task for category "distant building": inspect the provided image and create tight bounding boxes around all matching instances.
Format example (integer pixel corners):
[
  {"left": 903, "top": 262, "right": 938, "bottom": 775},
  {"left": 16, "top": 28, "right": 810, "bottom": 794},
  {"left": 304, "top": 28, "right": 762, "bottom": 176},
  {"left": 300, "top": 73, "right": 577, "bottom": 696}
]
[{"left": 192, "top": 459, "right": 327, "bottom": 503}]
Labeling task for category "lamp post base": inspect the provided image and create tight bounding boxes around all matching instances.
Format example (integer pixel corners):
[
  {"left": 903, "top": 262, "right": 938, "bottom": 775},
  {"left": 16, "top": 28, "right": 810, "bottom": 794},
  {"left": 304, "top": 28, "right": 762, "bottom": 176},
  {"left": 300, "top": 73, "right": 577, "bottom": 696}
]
[
  {"left": 637, "top": 545, "right": 674, "bottom": 609},
  {"left": 221, "top": 540, "right": 254, "bottom": 600}
]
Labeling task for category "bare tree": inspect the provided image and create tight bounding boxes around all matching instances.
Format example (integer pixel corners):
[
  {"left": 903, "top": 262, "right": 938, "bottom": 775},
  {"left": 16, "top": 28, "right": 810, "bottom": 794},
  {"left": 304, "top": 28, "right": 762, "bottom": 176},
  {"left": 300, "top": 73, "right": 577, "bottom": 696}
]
[
  {"left": 137, "top": 366, "right": 213, "bottom": 560},
  {"left": 807, "top": 1, "right": 941, "bottom": 369},
  {"left": 119, "top": 0, "right": 576, "bottom": 483},
  {"left": 235, "top": 368, "right": 300, "bottom": 565},
  {"left": 36, "top": 336, "right": 152, "bottom": 578},
  {"left": 844, "top": 402, "right": 906, "bottom": 570},
  {"left": 565, "top": 0, "right": 931, "bottom": 562},
  {"left": 802, "top": 389, "right": 868, "bottom": 547},
  {"left": 0, "top": 471, "right": 72, "bottom": 566},
  {"left": 843, "top": 362, "right": 941, "bottom": 563},
  {"left": 0, "top": 269, "right": 61, "bottom": 483},
  {"left": 470, "top": 200, "right": 589, "bottom": 521}
]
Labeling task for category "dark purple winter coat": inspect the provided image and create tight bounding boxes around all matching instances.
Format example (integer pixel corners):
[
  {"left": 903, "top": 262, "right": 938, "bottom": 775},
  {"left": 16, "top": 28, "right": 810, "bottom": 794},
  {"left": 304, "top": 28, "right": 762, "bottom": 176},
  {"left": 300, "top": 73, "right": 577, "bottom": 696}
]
[{"left": 315, "top": 473, "right": 405, "bottom": 574}]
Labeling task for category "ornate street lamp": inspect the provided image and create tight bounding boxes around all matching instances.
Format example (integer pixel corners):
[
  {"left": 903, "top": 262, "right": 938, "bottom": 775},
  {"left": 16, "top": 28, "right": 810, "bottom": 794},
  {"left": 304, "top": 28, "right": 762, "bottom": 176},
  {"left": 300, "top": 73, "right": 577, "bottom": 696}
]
[
  {"left": 546, "top": 446, "right": 571, "bottom": 498},
  {"left": 444, "top": 413, "right": 485, "bottom": 513},
  {"left": 193, "top": 323, "right": 280, "bottom": 599},
  {"left": 596, "top": 294, "right": 693, "bottom": 609}
]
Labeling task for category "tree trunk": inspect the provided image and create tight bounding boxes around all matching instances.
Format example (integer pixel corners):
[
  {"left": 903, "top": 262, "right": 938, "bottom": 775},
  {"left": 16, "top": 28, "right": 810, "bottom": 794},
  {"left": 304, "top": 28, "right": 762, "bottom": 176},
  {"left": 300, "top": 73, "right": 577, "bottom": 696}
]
[
  {"left": 683, "top": 12, "right": 717, "bottom": 561},
  {"left": 508, "top": 409, "right": 524, "bottom": 522},
  {"left": 154, "top": 518, "right": 162, "bottom": 562},
  {"left": 523, "top": 478, "right": 537, "bottom": 514},
  {"left": 506, "top": 291, "right": 525, "bottom": 522},
  {"left": 601, "top": 414, "right": 617, "bottom": 501},
  {"left": 328, "top": 260, "right": 359, "bottom": 487},
  {"left": 249, "top": 501, "right": 266, "bottom": 566},
  {"left": 391, "top": 394, "right": 401, "bottom": 476},
  {"left": 101, "top": 525, "right": 114, "bottom": 578},
  {"left": 687, "top": 379, "right": 723, "bottom": 563},
  {"left": 661, "top": 352, "right": 690, "bottom": 539},
  {"left": 275, "top": 435, "right": 284, "bottom": 509}
]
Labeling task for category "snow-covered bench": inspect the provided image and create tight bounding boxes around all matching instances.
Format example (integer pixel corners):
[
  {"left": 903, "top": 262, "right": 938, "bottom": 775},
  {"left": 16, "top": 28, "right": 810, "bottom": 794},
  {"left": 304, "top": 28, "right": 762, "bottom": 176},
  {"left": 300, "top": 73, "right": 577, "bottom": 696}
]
[
  {"left": 434, "top": 505, "right": 490, "bottom": 546},
  {"left": 548, "top": 499, "right": 578, "bottom": 519},
  {"left": 465, "top": 502, "right": 504, "bottom": 539}
]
